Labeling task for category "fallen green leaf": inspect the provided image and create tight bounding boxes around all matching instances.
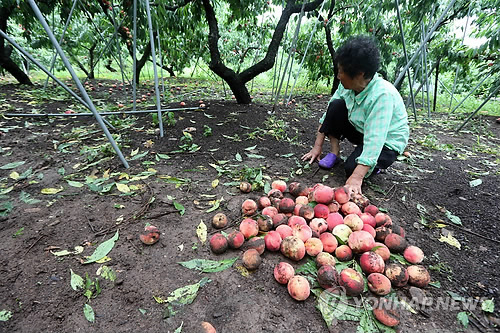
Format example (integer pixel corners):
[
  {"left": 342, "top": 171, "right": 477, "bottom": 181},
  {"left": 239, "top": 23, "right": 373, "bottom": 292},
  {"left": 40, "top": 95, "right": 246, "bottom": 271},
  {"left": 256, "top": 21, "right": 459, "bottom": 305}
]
[
  {"left": 0, "top": 309, "right": 12, "bottom": 322},
  {"left": 67, "top": 180, "right": 84, "bottom": 188},
  {"left": 0, "top": 161, "right": 25, "bottom": 169},
  {"left": 70, "top": 269, "right": 85, "bottom": 291},
  {"left": 83, "top": 304, "right": 95, "bottom": 323},
  {"left": 174, "top": 321, "right": 184, "bottom": 333},
  {"left": 445, "top": 210, "right": 462, "bottom": 225},
  {"left": 481, "top": 299, "right": 494, "bottom": 313},
  {"left": 164, "top": 277, "right": 211, "bottom": 317},
  {"left": 174, "top": 201, "right": 185, "bottom": 215},
  {"left": 19, "top": 191, "right": 41, "bottom": 204},
  {"left": 178, "top": 257, "right": 238, "bottom": 273},
  {"left": 295, "top": 257, "right": 318, "bottom": 276},
  {"left": 469, "top": 179, "right": 482, "bottom": 187},
  {"left": 457, "top": 311, "right": 469, "bottom": 328},
  {"left": 83, "top": 230, "right": 119, "bottom": 264},
  {"left": 96, "top": 265, "right": 117, "bottom": 282}
]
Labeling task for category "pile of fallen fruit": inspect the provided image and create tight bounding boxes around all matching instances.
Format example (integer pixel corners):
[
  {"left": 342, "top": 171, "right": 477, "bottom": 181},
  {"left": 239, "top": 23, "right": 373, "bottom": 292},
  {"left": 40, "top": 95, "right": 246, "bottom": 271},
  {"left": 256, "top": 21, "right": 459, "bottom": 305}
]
[{"left": 208, "top": 180, "right": 431, "bottom": 328}]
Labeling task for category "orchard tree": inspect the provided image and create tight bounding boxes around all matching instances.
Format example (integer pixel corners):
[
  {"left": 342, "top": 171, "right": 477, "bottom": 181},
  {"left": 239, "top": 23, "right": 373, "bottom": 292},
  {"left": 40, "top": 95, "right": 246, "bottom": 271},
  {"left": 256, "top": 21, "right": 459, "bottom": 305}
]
[
  {"left": 0, "top": 0, "right": 64, "bottom": 84},
  {"left": 202, "top": 0, "right": 324, "bottom": 104}
]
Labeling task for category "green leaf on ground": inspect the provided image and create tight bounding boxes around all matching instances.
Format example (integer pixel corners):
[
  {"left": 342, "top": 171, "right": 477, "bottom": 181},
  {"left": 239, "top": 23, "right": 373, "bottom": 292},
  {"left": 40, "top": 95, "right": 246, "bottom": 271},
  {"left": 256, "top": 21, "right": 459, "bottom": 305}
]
[
  {"left": 174, "top": 322, "right": 184, "bottom": 333},
  {"left": 235, "top": 152, "right": 242, "bottom": 161},
  {"left": 178, "top": 257, "right": 238, "bottom": 273},
  {"left": 0, "top": 201, "right": 14, "bottom": 217},
  {"left": 313, "top": 288, "right": 362, "bottom": 326},
  {"left": 457, "top": 311, "right": 469, "bottom": 328},
  {"left": 389, "top": 253, "right": 410, "bottom": 265},
  {"left": 96, "top": 265, "right": 117, "bottom": 281},
  {"left": 19, "top": 191, "right": 42, "bottom": 204},
  {"left": 245, "top": 153, "right": 265, "bottom": 159},
  {"left": 445, "top": 210, "right": 462, "bottom": 225},
  {"left": 295, "top": 257, "right": 318, "bottom": 276},
  {"left": 0, "top": 161, "right": 25, "bottom": 169},
  {"left": 0, "top": 187, "right": 14, "bottom": 195},
  {"left": 83, "top": 230, "right": 119, "bottom": 264},
  {"left": 67, "top": 180, "right": 84, "bottom": 188},
  {"left": 163, "top": 277, "right": 211, "bottom": 317},
  {"left": 83, "top": 304, "right": 95, "bottom": 323},
  {"left": 12, "top": 227, "right": 24, "bottom": 238},
  {"left": 70, "top": 269, "right": 85, "bottom": 291},
  {"left": 469, "top": 179, "right": 482, "bottom": 187},
  {"left": 481, "top": 299, "right": 494, "bottom": 313},
  {"left": 174, "top": 201, "right": 185, "bottom": 215},
  {"left": 130, "top": 150, "right": 149, "bottom": 161},
  {"left": 206, "top": 197, "right": 222, "bottom": 213},
  {"left": 0, "top": 310, "right": 13, "bottom": 321}
]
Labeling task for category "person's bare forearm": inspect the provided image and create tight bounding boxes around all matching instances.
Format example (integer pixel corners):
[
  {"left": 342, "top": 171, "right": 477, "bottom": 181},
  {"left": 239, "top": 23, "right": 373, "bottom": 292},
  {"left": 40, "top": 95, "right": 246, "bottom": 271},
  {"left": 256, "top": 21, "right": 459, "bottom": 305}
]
[
  {"left": 345, "top": 164, "right": 370, "bottom": 195},
  {"left": 313, "top": 125, "right": 325, "bottom": 149}
]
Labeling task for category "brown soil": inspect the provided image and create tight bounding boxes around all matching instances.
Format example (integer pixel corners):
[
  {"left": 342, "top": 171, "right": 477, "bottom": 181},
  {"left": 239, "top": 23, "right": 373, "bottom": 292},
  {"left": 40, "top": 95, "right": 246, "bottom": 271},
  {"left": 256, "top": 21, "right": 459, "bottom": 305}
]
[{"left": 0, "top": 78, "right": 499, "bottom": 333}]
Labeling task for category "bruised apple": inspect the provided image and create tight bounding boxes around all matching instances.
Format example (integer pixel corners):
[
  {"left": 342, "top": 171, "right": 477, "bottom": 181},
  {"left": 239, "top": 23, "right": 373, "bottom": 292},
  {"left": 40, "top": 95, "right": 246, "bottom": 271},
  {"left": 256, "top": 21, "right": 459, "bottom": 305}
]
[
  {"left": 319, "top": 232, "right": 338, "bottom": 253},
  {"left": 139, "top": 225, "right": 160, "bottom": 245},
  {"left": 385, "top": 263, "right": 409, "bottom": 288},
  {"left": 326, "top": 212, "right": 344, "bottom": 231},
  {"left": 359, "top": 251, "right": 385, "bottom": 274},
  {"left": 348, "top": 230, "right": 375, "bottom": 253},
  {"left": 407, "top": 265, "right": 431, "bottom": 288},
  {"left": 403, "top": 245, "right": 425, "bottom": 264},
  {"left": 212, "top": 213, "right": 228, "bottom": 229},
  {"left": 335, "top": 245, "right": 353, "bottom": 262},
  {"left": 245, "top": 237, "right": 265, "bottom": 255},
  {"left": 367, "top": 273, "right": 392, "bottom": 296},
  {"left": 242, "top": 249, "right": 261, "bottom": 270},
  {"left": 264, "top": 231, "right": 282, "bottom": 251},
  {"left": 209, "top": 233, "right": 228, "bottom": 254},
  {"left": 373, "top": 298, "right": 400, "bottom": 327},
  {"left": 241, "top": 199, "right": 258, "bottom": 216},
  {"left": 315, "top": 252, "right": 336, "bottom": 268},
  {"left": 280, "top": 236, "right": 306, "bottom": 261},
  {"left": 271, "top": 180, "right": 287, "bottom": 193},
  {"left": 239, "top": 218, "right": 259, "bottom": 239},
  {"left": 276, "top": 224, "right": 293, "bottom": 239},
  {"left": 339, "top": 268, "right": 364, "bottom": 296},
  {"left": 334, "top": 186, "right": 350, "bottom": 204},
  {"left": 227, "top": 231, "right": 245, "bottom": 249},
  {"left": 305, "top": 237, "right": 324, "bottom": 256},
  {"left": 274, "top": 262, "right": 295, "bottom": 284},
  {"left": 317, "top": 264, "right": 339, "bottom": 289},
  {"left": 287, "top": 275, "right": 310, "bottom": 301},
  {"left": 312, "top": 185, "right": 334, "bottom": 204}
]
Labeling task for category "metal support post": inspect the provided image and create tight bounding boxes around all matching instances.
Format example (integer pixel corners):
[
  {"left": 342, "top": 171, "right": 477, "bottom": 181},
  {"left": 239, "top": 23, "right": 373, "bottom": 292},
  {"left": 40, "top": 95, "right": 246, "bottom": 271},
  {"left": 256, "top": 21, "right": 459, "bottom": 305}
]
[{"left": 27, "top": 0, "right": 129, "bottom": 168}]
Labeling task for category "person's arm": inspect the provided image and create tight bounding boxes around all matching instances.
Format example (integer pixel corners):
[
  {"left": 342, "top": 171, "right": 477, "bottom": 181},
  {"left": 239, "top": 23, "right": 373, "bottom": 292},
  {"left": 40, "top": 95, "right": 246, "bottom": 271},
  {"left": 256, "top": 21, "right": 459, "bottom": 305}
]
[
  {"left": 301, "top": 125, "right": 324, "bottom": 164},
  {"left": 345, "top": 164, "right": 370, "bottom": 195}
]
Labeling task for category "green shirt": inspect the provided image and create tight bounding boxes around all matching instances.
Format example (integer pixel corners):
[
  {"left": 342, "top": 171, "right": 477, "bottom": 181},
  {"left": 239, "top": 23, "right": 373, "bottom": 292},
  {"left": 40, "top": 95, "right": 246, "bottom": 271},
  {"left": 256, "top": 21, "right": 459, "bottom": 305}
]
[{"left": 319, "top": 73, "right": 409, "bottom": 174}]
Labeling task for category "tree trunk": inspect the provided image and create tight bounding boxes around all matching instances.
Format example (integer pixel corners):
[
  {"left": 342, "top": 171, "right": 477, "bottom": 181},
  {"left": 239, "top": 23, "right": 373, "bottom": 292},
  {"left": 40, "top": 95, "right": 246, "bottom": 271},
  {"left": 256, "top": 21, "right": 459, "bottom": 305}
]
[
  {"left": 0, "top": 7, "right": 33, "bottom": 85},
  {"left": 202, "top": 0, "right": 323, "bottom": 104},
  {"left": 88, "top": 43, "right": 96, "bottom": 79},
  {"left": 135, "top": 42, "right": 151, "bottom": 84},
  {"left": 323, "top": 0, "right": 340, "bottom": 95}
]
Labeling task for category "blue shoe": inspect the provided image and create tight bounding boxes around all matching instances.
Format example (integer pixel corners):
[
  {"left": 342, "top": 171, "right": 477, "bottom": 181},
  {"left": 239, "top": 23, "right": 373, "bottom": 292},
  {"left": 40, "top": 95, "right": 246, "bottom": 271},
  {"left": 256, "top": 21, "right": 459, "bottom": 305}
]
[{"left": 318, "top": 153, "right": 338, "bottom": 169}]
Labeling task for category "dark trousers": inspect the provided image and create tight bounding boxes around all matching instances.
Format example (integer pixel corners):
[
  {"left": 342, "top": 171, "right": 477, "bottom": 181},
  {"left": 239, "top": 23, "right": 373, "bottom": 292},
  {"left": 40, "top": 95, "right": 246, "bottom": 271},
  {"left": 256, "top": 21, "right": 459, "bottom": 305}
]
[{"left": 319, "top": 99, "right": 398, "bottom": 177}]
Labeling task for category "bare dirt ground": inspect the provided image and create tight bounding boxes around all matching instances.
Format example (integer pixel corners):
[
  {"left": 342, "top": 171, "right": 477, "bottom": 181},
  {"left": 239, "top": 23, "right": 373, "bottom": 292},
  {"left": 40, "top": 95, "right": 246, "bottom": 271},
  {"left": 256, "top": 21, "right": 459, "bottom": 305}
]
[{"left": 0, "top": 78, "right": 499, "bottom": 333}]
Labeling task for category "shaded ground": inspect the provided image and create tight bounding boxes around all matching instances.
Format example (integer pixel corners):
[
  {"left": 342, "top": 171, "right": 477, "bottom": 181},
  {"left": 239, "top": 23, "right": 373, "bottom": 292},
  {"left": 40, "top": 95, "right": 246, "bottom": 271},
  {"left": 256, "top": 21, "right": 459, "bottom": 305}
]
[{"left": 0, "top": 78, "right": 499, "bottom": 333}]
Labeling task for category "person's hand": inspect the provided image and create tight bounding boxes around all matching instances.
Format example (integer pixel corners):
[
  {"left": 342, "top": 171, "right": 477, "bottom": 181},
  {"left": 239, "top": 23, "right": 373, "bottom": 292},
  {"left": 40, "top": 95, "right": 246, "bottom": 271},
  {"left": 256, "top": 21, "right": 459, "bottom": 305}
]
[
  {"left": 345, "top": 173, "right": 363, "bottom": 196},
  {"left": 301, "top": 146, "right": 322, "bottom": 164}
]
